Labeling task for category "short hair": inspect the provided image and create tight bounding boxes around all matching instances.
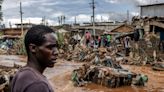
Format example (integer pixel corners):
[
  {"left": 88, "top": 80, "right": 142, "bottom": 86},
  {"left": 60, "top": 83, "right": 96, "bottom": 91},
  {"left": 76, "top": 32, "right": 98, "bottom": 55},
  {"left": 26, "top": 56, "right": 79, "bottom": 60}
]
[{"left": 24, "top": 25, "right": 55, "bottom": 55}]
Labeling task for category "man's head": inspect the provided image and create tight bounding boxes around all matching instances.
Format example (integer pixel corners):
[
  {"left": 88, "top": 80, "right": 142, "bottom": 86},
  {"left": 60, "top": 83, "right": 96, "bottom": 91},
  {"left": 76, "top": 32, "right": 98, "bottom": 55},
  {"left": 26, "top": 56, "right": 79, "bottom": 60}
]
[{"left": 24, "top": 25, "right": 58, "bottom": 68}]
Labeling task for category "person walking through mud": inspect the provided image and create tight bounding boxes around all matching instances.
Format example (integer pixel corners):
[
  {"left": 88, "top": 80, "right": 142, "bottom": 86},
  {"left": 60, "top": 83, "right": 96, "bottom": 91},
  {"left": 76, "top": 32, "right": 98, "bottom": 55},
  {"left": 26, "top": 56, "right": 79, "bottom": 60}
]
[{"left": 10, "top": 25, "right": 58, "bottom": 92}]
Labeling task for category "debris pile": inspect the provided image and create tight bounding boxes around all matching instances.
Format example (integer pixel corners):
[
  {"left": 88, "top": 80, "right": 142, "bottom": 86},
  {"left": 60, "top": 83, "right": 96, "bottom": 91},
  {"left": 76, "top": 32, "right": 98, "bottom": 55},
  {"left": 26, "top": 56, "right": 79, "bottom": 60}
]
[
  {"left": 0, "top": 38, "right": 26, "bottom": 55},
  {"left": 71, "top": 57, "right": 148, "bottom": 88},
  {"left": 152, "top": 62, "right": 164, "bottom": 71},
  {"left": 0, "top": 64, "right": 21, "bottom": 92}
]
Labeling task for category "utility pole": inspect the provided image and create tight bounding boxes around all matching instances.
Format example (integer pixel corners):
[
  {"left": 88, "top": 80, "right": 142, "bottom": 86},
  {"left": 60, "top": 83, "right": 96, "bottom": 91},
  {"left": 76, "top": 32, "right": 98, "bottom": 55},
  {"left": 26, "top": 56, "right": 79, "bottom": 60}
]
[
  {"left": 63, "top": 15, "right": 66, "bottom": 24},
  {"left": 127, "top": 10, "right": 129, "bottom": 24},
  {"left": 58, "top": 17, "right": 61, "bottom": 25},
  {"left": 74, "top": 16, "right": 77, "bottom": 24},
  {"left": 9, "top": 21, "right": 12, "bottom": 28},
  {"left": 42, "top": 16, "right": 46, "bottom": 25},
  {"left": 20, "top": 1, "right": 23, "bottom": 37},
  {"left": 90, "top": 0, "right": 95, "bottom": 38}
]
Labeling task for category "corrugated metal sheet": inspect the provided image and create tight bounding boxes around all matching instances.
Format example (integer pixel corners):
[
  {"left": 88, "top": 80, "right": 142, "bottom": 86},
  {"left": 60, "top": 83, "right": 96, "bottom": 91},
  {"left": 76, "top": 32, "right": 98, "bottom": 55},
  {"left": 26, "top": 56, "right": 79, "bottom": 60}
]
[{"left": 141, "top": 4, "right": 164, "bottom": 17}]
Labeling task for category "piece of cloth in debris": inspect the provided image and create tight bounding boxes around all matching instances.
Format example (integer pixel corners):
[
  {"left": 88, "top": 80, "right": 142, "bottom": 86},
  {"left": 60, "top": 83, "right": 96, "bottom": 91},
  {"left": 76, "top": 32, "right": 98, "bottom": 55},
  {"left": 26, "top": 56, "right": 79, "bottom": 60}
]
[{"left": 10, "top": 66, "right": 54, "bottom": 92}]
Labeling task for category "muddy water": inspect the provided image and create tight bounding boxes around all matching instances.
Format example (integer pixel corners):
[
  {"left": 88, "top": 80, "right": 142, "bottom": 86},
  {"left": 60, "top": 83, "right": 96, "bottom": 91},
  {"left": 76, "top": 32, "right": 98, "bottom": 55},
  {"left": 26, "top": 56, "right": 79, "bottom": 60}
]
[{"left": 0, "top": 55, "right": 163, "bottom": 92}]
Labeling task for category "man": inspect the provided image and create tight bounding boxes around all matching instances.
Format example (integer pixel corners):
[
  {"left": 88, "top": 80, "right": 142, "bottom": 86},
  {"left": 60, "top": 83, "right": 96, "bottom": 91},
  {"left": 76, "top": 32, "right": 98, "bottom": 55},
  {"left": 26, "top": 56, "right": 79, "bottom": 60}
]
[{"left": 11, "top": 25, "right": 58, "bottom": 92}]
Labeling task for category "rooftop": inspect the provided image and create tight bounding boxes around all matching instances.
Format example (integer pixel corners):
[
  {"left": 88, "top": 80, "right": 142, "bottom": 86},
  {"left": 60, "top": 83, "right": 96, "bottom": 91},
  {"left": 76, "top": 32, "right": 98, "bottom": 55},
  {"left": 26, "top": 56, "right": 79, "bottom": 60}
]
[{"left": 140, "top": 3, "right": 164, "bottom": 7}]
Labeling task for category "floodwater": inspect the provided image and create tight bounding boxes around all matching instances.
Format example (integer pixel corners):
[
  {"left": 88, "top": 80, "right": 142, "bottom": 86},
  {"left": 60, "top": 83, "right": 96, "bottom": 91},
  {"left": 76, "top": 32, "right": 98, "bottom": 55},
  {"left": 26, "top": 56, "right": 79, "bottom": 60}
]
[{"left": 0, "top": 55, "right": 164, "bottom": 92}]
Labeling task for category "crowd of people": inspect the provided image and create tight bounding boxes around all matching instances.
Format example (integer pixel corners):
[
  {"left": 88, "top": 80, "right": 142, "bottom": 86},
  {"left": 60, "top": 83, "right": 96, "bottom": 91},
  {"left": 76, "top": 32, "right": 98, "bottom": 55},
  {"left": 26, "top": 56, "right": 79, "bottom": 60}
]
[
  {"left": 84, "top": 31, "right": 133, "bottom": 56},
  {"left": 85, "top": 31, "right": 111, "bottom": 48}
]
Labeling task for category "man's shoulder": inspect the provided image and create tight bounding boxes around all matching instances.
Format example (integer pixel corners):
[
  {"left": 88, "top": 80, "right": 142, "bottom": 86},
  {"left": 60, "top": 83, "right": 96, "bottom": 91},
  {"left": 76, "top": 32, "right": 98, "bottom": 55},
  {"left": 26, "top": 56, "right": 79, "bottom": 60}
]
[
  {"left": 16, "top": 67, "right": 38, "bottom": 79},
  {"left": 14, "top": 67, "right": 45, "bottom": 83},
  {"left": 11, "top": 67, "right": 49, "bottom": 92}
]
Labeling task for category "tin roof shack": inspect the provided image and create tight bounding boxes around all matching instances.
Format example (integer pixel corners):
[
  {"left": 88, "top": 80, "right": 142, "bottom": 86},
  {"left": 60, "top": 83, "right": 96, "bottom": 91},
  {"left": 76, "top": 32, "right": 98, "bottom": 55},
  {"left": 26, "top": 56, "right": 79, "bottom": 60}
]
[
  {"left": 1, "top": 23, "right": 35, "bottom": 36},
  {"left": 110, "top": 24, "right": 134, "bottom": 33},
  {"left": 15, "top": 23, "right": 35, "bottom": 29},
  {"left": 140, "top": 3, "right": 164, "bottom": 17},
  {"left": 132, "top": 16, "right": 164, "bottom": 61},
  {"left": 52, "top": 24, "right": 73, "bottom": 38},
  {"left": 1, "top": 28, "right": 29, "bottom": 37},
  {"left": 132, "top": 16, "right": 164, "bottom": 37},
  {"left": 132, "top": 3, "right": 164, "bottom": 32},
  {"left": 107, "top": 24, "right": 134, "bottom": 40}
]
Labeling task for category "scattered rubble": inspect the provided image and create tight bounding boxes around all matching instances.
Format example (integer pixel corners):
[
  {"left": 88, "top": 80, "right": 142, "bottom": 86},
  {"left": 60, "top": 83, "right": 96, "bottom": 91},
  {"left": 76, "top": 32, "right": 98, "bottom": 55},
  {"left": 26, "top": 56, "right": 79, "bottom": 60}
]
[
  {"left": 0, "top": 64, "right": 22, "bottom": 92},
  {"left": 152, "top": 62, "right": 164, "bottom": 71},
  {"left": 71, "top": 57, "right": 148, "bottom": 88}
]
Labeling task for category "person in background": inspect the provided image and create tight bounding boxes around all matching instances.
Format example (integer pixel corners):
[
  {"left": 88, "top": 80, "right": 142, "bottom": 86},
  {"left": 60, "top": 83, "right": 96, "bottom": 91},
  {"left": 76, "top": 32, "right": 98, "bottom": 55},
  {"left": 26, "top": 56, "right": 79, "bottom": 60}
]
[
  {"left": 98, "top": 36, "right": 101, "bottom": 47},
  {"left": 85, "top": 31, "right": 91, "bottom": 47},
  {"left": 107, "top": 34, "right": 111, "bottom": 47},
  {"left": 123, "top": 36, "right": 131, "bottom": 56}
]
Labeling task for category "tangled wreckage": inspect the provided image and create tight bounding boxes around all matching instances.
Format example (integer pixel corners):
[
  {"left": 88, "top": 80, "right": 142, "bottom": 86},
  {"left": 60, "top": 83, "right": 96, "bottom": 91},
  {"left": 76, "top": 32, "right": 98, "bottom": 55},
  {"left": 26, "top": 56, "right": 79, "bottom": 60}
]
[
  {"left": 70, "top": 47, "right": 148, "bottom": 88},
  {"left": 0, "top": 63, "right": 21, "bottom": 92},
  {"left": 71, "top": 57, "right": 148, "bottom": 88}
]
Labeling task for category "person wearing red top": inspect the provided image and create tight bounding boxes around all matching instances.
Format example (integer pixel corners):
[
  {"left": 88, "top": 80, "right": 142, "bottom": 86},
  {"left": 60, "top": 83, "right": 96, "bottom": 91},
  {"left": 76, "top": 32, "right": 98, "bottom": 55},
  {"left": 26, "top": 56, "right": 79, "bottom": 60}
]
[{"left": 85, "top": 31, "right": 91, "bottom": 47}]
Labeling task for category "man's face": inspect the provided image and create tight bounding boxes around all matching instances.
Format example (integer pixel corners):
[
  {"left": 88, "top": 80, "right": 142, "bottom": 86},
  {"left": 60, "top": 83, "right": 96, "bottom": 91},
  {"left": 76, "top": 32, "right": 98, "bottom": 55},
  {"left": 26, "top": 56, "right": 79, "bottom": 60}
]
[{"left": 36, "top": 33, "right": 58, "bottom": 68}]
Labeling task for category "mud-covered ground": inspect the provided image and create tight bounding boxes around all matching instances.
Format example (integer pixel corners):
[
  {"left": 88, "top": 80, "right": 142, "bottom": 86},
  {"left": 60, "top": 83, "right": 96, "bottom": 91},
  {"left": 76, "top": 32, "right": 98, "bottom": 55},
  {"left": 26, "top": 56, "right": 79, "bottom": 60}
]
[
  {"left": 47, "top": 60, "right": 164, "bottom": 92},
  {"left": 0, "top": 55, "right": 164, "bottom": 92}
]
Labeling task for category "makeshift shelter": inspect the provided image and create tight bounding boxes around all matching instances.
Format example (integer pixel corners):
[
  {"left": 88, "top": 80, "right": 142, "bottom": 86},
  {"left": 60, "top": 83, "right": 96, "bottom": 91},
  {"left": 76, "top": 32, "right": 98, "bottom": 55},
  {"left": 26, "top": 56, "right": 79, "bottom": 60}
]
[
  {"left": 110, "top": 24, "right": 134, "bottom": 33},
  {"left": 106, "top": 24, "right": 134, "bottom": 40}
]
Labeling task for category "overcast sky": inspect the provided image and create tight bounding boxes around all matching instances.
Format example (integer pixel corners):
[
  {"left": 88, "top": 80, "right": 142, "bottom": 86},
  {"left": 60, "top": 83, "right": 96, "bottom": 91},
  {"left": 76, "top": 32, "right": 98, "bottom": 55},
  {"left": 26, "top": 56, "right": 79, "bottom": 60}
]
[{"left": 2, "top": 0, "right": 164, "bottom": 27}]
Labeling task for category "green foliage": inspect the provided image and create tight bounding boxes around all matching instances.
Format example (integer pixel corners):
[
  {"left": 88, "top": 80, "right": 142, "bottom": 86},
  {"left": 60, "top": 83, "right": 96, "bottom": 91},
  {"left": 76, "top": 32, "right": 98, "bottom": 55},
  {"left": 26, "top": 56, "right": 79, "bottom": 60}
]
[
  {"left": 56, "top": 32, "right": 64, "bottom": 49},
  {"left": 13, "top": 38, "right": 26, "bottom": 55},
  {"left": 0, "top": 31, "right": 3, "bottom": 36}
]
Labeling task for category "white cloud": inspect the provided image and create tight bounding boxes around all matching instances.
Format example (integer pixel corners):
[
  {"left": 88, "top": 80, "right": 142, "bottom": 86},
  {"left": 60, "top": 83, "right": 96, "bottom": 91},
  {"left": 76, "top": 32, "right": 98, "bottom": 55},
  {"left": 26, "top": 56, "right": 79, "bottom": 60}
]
[
  {"left": 95, "top": 14, "right": 109, "bottom": 22},
  {"left": 76, "top": 14, "right": 91, "bottom": 22},
  {"left": 38, "top": 7, "right": 53, "bottom": 12},
  {"left": 105, "top": 0, "right": 118, "bottom": 4},
  {"left": 2, "top": 0, "right": 47, "bottom": 10},
  {"left": 2, "top": 0, "right": 164, "bottom": 27},
  {"left": 50, "top": 12, "right": 64, "bottom": 18},
  {"left": 131, "top": 12, "right": 139, "bottom": 16},
  {"left": 41, "top": 2, "right": 58, "bottom": 6},
  {"left": 5, "top": 17, "right": 40, "bottom": 27},
  {"left": 67, "top": 14, "right": 91, "bottom": 23},
  {"left": 2, "top": 0, "right": 20, "bottom": 10}
]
